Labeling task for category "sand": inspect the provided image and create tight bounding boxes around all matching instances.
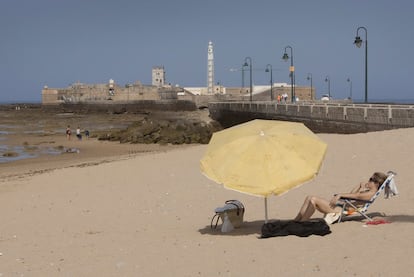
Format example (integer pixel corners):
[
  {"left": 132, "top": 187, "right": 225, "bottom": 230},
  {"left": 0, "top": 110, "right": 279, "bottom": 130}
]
[{"left": 1, "top": 125, "right": 414, "bottom": 276}]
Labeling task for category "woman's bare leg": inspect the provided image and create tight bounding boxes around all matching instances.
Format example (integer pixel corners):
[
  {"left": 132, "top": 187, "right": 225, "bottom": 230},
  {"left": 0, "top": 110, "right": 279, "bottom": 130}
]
[
  {"left": 294, "top": 196, "right": 313, "bottom": 221},
  {"left": 295, "top": 195, "right": 337, "bottom": 221}
]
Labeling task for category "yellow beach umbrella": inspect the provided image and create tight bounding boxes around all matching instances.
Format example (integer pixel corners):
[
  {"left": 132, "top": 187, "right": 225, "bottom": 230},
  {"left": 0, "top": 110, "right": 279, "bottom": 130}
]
[{"left": 200, "top": 119, "right": 327, "bottom": 222}]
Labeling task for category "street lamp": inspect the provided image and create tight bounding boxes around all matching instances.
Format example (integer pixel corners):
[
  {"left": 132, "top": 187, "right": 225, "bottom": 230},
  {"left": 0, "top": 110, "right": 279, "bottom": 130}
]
[
  {"left": 243, "top": 57, "right": 253, "bottom": 101},
  {"left": 241, "top": 64, "right": 245, "bottom": 89},
  {"left": 306, "top": 73, "right": 313, "bottom": 100},
  {"left": 325, "top": 76, "right": 331, "bottom": 98},
  {"left": 282, "top": 46, "right": 295, "bottom": 103},
  {"left": 354, "top": 26, "right": 368, "bottom": 103},
  {"left": 265, "top": 64, "right": 273, "bottom": 101},
  {"left": 347, "top": 77, "right": 353, "bottom": 100}
]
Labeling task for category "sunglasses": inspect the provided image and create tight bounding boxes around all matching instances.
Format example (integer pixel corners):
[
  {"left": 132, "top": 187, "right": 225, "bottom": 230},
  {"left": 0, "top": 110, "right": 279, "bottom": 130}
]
[{"left": 369, "top": 177, "right": 379, "bottom": 184}]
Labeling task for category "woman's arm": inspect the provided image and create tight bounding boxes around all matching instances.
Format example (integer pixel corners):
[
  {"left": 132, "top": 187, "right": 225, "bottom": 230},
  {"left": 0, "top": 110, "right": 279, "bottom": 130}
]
[
  {"left": 336, "top": 190, "right": 375, "bottom": 201},
  {"left": 329, "top": 183, "right": 377, "bottom": 207},
  {"left": 349, "top": 182, "right": 365, "bottom": 194}
]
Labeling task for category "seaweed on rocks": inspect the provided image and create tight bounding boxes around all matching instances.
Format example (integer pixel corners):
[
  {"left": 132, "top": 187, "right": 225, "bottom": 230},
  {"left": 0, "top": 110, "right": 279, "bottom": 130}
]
[{"left": 98, "top": 117, "right": 222, "bottom": 145}]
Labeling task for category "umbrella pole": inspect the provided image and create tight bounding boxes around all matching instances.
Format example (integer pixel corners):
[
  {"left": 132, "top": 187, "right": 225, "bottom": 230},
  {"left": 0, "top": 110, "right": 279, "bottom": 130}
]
[{"left": 264, "top": 197, "right": 268, "bottom": 223}]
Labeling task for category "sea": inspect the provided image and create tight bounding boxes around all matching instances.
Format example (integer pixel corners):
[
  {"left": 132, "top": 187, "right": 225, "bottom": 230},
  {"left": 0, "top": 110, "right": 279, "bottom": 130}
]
[{"left": 352, "top": 98, "right": 414, "bottom": 105}]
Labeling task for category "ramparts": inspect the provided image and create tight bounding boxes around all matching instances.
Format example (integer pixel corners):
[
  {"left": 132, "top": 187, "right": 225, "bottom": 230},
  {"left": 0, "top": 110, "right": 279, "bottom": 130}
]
[
  {"left": 41, "top": 100, "right": 198, "bottom": 113},
  {"left": 208, "top": 101, "right": 414, "bottom": 133}
]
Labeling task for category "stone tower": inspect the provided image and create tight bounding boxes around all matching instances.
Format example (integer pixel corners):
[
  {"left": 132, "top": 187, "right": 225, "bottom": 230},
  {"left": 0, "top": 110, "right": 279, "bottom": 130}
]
[{"left": 152, "top": 66, "right": 165, "bottom": 87}]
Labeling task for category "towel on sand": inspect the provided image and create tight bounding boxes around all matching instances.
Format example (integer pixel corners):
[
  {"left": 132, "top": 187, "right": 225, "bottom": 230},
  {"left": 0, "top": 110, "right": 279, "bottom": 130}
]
[{"left": 261, "top": 219, "right": 331, "bottom": 238}]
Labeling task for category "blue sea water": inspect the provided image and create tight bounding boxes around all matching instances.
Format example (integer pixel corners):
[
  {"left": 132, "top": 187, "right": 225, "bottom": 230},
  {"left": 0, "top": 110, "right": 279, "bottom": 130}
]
[
  {"left": 0, "top": 143, "right": 63, "bottom": 163},
  {"left": 353, "top": 98, "right": 414, "bottom": 105},
  {"left": 0, "top": 100, "right": 41, "bottom": 105},
  {"left": 0, "top": 145, "right": 37, "bottom": 163}
]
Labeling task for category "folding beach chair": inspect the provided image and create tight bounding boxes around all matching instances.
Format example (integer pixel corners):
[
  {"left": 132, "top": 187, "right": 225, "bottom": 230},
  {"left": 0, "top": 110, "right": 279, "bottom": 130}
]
[{"left": 337, "top": 171, "right": 398, "bottom": 223}]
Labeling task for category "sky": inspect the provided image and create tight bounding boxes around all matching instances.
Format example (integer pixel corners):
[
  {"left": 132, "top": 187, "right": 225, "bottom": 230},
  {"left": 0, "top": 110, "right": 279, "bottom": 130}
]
[{"left": 1, "top": 0, "right": 414, "bottom": 103}]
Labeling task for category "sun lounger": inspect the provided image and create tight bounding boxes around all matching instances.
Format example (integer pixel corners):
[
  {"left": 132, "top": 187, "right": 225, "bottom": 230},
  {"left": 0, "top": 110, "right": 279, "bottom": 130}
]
[{"left": 337, "top": 171, "right": 398, "bottom": 223}]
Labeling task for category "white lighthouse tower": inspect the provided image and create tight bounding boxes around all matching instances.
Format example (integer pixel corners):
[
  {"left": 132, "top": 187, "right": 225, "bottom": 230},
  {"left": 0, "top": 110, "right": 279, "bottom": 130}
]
[{"left": 207, "top": 41, "right": 214, "bottom": 94}]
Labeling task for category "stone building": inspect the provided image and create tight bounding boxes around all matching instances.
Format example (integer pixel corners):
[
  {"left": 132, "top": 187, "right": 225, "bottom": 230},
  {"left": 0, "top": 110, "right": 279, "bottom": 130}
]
[
  {"left": 42, "top": 80, "right": 181, "bottom": 105},
  {"left": 152, "top": 66, "right": 165, "bottom": 87}
]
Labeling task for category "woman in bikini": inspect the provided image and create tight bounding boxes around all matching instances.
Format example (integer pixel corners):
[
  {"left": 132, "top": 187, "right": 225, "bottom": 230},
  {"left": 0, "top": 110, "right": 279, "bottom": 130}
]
[
  {"left": 294, "top": 172, "right": 388, "bottom": 223},
  {"left": 66, "top": 125, "right": 72, "bottom": 140}
]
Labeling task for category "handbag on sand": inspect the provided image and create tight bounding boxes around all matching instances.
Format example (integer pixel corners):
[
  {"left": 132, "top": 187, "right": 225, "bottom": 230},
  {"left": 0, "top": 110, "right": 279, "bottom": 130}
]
[{"left": 211, "top": 200, "right": 245, "bottom": 232}]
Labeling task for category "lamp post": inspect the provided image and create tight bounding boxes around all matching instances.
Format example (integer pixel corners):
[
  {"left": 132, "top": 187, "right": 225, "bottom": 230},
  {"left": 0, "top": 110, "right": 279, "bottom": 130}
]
[
  {"left": 282, "top": 46, "right": 295, "bottom": 103},
  {"left": 306, "top": 73, "right": 313, "bottom": 100},
  {"left": 241, "top": 64, "right": 245, "bottom": 89},
  {"left": 265, "top": 64, "right": 274, "bottom": 101},
  {"left": 347, "top": 77, "right": 353, "bottom": 100},
  {"left": 243, "top": 57, "right": 253, "bottom": 101},
  {"left": 325, "top": 76, "right": 331, "bottom": 98},
  {"left": 354, "top": 26, "right": 368, "bottom": 103}
]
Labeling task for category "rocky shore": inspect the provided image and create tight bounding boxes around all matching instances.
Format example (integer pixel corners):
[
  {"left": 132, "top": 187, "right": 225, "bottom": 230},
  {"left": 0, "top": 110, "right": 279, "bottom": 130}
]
[
  {"left": 99, "top": 114, "right": 222, "bottom": 144},
  {"left": 0, "top": 105, "right": 222, "bottom": 178},
  {"left": 1, "top": 104, "right": 222, "bottom": 145}
]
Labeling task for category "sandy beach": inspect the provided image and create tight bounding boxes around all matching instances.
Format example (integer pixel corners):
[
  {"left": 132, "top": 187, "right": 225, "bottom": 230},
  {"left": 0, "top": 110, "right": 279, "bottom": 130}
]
[{"left": 1, "top": 115, "right": 414, "bottom": 275}]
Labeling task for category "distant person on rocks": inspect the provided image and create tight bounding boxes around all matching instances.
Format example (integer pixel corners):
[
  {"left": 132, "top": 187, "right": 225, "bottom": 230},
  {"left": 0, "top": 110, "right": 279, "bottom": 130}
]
[
  {"left": 85, "top": 130, "right": 90, "bottom": 139},
  {"left": 76, "top": 126, "right": 82, "bottom": 140},
  {"left": 66, "top": 125, "right": 71, "bottom": 140}
]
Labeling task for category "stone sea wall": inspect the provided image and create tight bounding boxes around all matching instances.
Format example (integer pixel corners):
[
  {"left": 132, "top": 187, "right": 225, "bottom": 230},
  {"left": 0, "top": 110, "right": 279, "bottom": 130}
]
[
  {"left": 208, "top": 101, "right": 414, "bottom": 133},
  {"left": 41, "top": 100, "right": 198, "bottom": 113}
]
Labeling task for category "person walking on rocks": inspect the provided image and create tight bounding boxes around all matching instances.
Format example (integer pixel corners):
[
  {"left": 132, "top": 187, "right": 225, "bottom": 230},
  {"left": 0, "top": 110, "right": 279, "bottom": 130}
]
[{"left": 76, "top": 126, "right": 82, "bottom": 140}]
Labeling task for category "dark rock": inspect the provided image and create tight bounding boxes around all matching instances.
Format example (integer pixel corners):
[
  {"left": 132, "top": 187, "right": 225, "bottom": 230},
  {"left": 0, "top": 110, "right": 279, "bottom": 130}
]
[{"left": 98, "top": 116, "right": 222, "bottom": 144}]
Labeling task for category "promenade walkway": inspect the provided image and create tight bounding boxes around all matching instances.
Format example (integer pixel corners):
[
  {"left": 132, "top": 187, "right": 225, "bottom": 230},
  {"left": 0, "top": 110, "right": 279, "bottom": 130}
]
[{"left": 208, "top": 101, "right": 414, "bottom": 133}]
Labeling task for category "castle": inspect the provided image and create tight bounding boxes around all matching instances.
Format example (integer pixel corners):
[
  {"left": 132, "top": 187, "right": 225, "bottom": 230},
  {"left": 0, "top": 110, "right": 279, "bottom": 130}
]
[{"left": 42, "top": 42, "right": 314, "bottom": 105}]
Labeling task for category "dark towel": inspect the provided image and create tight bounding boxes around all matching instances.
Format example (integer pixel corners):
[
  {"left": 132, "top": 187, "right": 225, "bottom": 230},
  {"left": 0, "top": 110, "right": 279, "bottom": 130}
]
[{"left": 261, "top": 219, "right": 331, "bottom": 238}]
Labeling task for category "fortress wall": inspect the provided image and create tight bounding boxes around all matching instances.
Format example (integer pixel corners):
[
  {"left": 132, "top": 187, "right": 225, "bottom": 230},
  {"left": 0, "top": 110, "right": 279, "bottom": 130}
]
[
  {"left": 42, "top": 89, "right": 61, "bottom": 104},
  {"left": 41, "top": 100, "right": 197, "bottom": 113},
  {"left": 41, "top": 84, "right": 169, "bottom": 104}
]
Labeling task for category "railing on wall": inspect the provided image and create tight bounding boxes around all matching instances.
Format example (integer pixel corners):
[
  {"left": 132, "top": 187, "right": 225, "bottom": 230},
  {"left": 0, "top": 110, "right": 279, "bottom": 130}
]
[{"left": 208, "top": 101, "right": 414, "bottom": 133}]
